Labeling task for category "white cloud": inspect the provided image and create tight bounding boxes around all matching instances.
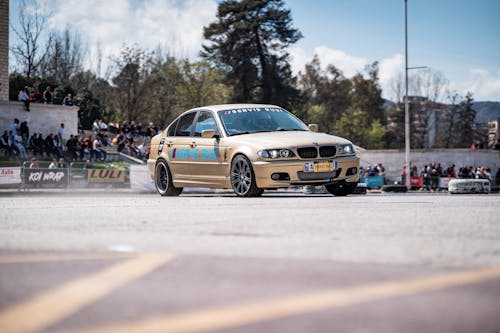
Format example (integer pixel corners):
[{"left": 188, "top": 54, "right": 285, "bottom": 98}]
[
  {"left": 42, "top": 0, "right": 217, "bottom": 72},
  {"left": 289, "top": 46, "right": 403, "bottom": 100},
  {"left": 450, "top": 68, "right": 500, "bottom": 101}
]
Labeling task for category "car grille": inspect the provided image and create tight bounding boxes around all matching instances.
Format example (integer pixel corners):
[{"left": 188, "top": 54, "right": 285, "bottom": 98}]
[
  {"left": 297, "top": 169, "right": 342, "bottom": 181},
  {"left": 297, "top": 147, "right": 318, "bottom": 159},
  {"left": 319, "top": 146, "right": 336, "bottom": 157}
]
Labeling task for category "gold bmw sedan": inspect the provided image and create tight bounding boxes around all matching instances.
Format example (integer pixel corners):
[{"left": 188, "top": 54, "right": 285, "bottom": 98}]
[{"left": 148, "top": 104, "right": 359, "bottom": 197}]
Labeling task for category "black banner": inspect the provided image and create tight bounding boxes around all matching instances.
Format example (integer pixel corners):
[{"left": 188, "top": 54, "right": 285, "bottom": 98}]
[{"left": 24, "top": 168, "right": 69, "bottom": 187}]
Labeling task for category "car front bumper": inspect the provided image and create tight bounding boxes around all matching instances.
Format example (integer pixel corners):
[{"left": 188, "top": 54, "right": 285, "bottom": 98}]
[{"left": 252, "top": 155, "right": 360, "bottom": 188}]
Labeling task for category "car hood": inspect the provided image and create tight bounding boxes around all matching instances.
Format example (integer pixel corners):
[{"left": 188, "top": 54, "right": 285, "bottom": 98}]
[{"left": 225, "top": 130, "right": 352, "bottom": 148}]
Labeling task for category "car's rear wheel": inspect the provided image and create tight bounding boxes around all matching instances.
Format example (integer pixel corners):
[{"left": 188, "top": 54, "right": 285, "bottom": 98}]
[
  {"left": 155, "top": 160, "right": 183, "bottom": 196},
  {"left": 230, "top": 155, "right": 263, "bottom": 197},
  {"left": 325, "top": 182, "right": 357, "bottom": 196}
]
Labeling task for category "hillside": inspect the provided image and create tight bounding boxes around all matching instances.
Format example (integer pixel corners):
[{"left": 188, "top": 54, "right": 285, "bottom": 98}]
[{"left": 474, "top": 101, "right": 500, "bottom": 123}]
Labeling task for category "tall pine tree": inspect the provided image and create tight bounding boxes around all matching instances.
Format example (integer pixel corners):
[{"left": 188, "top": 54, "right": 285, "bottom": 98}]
[{"left": 201, "top": 0, "right": 302, "bottom": 108}]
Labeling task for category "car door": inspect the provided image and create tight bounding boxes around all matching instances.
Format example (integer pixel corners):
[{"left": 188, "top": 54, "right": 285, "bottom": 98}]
[
  {"left": 168, "top": 111, "right": 197, "bottom": 183},
  {"left": 189, "top": 110, "right": 226, "bottom": 186}
]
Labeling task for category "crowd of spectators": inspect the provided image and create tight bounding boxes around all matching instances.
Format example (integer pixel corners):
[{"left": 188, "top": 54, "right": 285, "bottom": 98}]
[
  {"left": 398, "top": 162, "right": 494, "bottom": 191},
  {"left": 17, "top": 85, "right": 73, "bottom": 110},
  {"left": 1, "top": 117, "right": 152, "bottom": 163},
  {"left": 359, "top": 163, "right": 385, "bottom": 178}
]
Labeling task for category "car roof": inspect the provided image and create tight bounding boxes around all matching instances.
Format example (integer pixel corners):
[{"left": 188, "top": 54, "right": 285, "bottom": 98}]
[{"left": 188, "top": 104, "right": 282, "bottom": 113}]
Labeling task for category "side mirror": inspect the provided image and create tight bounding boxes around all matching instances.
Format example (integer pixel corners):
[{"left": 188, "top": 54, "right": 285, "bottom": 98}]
[
  {"left": 201, "top": 129, "right": 219, "bottom": 139},
  {"left": 308, "top": 124, "right": 319, "bottom": 132}
]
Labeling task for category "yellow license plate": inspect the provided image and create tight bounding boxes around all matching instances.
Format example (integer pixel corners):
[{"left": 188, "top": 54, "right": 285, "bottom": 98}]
[{"left": 313, "top": 161, "right": 333, "bottom": 172}]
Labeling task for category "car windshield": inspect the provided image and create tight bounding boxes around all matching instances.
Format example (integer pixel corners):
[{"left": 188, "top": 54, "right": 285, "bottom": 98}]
[{"left": 218, "top": 107, "right": 309, "bottom": 136}]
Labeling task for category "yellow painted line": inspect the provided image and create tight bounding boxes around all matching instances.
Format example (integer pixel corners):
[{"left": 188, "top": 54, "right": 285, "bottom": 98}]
[
  {"left": 79, "top": 266, "right": 500, "bottom": 333},
  {"left": 0, "top": 252, "right": 174, "bottom": 333},
  {"left": 0, "top": 253, "right": 134, "bottom": 264}
]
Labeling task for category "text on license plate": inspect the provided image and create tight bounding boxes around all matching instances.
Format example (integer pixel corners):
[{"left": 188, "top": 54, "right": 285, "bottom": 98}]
[{"left": 304, "top": 161, "right": 338, "bottom": 172}]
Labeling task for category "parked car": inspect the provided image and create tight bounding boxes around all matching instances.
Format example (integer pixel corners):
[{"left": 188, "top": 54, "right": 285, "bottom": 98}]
[{"left": 148, "top": 104, "right": 359, "bottom": 197}]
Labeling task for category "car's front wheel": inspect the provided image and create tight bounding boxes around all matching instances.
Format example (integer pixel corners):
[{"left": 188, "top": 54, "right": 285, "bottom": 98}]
[
  {"left": 325, "top": 182, "right": 357, "bottom": 196},
  {"left": 230, "top": 155, "right": 263, "bottom": 197},
  {"left": 155, "top": 160, "right": 183, "bottom": 196}
]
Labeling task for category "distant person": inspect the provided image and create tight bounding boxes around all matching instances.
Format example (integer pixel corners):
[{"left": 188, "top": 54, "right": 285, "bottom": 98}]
[
  {"left": 58, "top": 123, "right": 66, "bottom": 144},
  {"left": 62, "top": 93, "right": 74, "bottom": 106},
  {"left": 43, "top": 86, "right": 52, "bottom": 104},
  {"left": 13, "top": 130, "right": 27, "bottom": 159},
  {"left": 29, "top": 157, "right": 40, "bottom": 169},
  {"left": 18, "top": 86, "right": 30, "bottom": 111}
]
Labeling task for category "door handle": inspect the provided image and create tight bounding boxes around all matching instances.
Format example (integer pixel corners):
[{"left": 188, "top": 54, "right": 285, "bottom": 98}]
[{"left": 166, "top": 141, "right": 173, "bottom": 147}]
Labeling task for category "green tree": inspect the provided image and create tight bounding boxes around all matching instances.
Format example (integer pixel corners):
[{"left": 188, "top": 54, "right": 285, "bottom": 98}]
[
  {"left": 201, "top": 0, "right": 302, "bottom": 107},
  {"left": 75, "top": 89, "right": 102, "bottom": 130},
  {"left": 334, "top": 108, "right": 369, "bottom": 147},
  {"left": 455, "top": 92, "right": 476, "bottom": 147},
  {"left": 298, "top": 56, "right": 351, "bottom": 133},
  {"left": 111, "top": 45, "right": 150, "bottom": 121},
  {"left": 366, "top": 119, "right": 386, "bottom": 149}
]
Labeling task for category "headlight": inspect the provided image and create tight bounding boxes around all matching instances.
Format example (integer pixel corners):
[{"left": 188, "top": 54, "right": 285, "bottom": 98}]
[
  {"left": 339, "top": 144, "right": 355, "bottom": 154},
  {"left": 258, "top": 149, "right": 295, "bottom": 159}
]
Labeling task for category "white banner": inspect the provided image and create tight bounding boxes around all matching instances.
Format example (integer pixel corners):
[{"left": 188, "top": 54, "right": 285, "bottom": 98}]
[{"left": 0, "top": 167, "right": 22, "bottom": 185}]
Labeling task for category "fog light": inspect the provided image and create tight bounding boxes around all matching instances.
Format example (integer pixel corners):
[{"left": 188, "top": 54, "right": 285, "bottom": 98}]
[
  {"left": 347, "top": 167, "right": 358, "bottom": 176},
  {"left": 271, "top": 173, "right": 290, "bottom": 181}
]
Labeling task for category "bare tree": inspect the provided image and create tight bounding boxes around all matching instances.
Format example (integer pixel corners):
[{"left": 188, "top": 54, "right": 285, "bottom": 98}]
[
  {"left": 10, "top": 0, "right": 49, "bottom": 78},
  {"left": 40, "top": 28, "right": 85, "bottom": 84}
]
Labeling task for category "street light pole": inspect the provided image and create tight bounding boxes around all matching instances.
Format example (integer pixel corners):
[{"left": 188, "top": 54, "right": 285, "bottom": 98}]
[{"left": 404, "top": 0, "right": 410, "bottom": 189}]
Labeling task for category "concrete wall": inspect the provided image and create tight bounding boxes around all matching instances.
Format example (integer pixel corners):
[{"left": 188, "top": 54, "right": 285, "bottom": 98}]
[
  {"left": 0, "top": 0, "right": 9, "bottom": 101},
  {"left": 0, "top": 101, "right": 78, "bottom": 138},
  {"left": 358, "top": 149, "right": 500, "bottom": 183}
]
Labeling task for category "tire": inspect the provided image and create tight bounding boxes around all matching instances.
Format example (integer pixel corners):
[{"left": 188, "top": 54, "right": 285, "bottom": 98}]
[
  {"left": 230, "top": 155, "right": 263, "bottom": 197},
  {"left": 325, "top": 182, "right": 357, "bottom": 196},
  {"left": 155, "top": 160, "right": 183, "bottom": 196}
]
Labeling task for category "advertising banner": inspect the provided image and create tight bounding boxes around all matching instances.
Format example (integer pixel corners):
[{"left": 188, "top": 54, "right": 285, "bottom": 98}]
[
  {"left": 87, "top": 169, "right": 125, "bottom": 183},
  {"left": 410, "top": 176, "right": 423, "bottom": 187},
  {"left": 0, "top": 167, "right": 22, "bottom": 185},
  {"left": 439, "top": 177, "right": 453, "bottom": 189},
  {"left": 24, "top": 168, "right": 69, "bottom": 187}
]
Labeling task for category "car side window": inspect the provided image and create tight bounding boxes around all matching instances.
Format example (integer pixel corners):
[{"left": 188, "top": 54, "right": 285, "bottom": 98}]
[
  {"left": 167, "top": 119, "right": 179, "bottom": 136},
  {"left": 194, "top": 111, "right": 219, "bottom": 137},
  {"left": 175, "top": 112, "right": 196, "bottom": 137}
]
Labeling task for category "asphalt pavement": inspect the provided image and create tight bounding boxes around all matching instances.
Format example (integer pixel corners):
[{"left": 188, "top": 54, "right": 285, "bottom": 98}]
[{"left": 1, "top": 190, "right": 499, "bottom": 333}]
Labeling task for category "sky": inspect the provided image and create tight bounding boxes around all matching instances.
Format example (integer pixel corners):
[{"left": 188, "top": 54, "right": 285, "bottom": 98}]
[{"left": 8, "top": 0, "right": 500, "bottom": 102}]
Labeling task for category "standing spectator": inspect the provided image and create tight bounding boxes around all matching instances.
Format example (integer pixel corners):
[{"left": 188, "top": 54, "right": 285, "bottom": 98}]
[
  {"left": 53, "top": 134, "right": 64, "bottom": 157},
  {"left": 62, "top": 93, "right": 74, "bottom": 106},
  {"left": 58, "top": 123, "right": 66, "bottom": 144},
  {"left": 66, "top": 135, "right": 78, "bottom": 160},
  {"left": 43, "top": 86, "right": 52, "bottom": 104},
  {"left": 18, "top": 86, "right": 30, "bottom": 111}
]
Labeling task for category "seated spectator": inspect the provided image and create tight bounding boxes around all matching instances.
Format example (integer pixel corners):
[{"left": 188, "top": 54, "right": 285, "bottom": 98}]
[
  {"left": 13, "top": 130, "right": 27, "bottom": 159},
  {"left": 1, "top": 130, "right": 15, "bottom": 157},
  {"left": 44, "top": 133, "right": 58, "bottom": 157},
  {"left": 48, "top": 158, "right": 58, "bottom": 169},
  {"left": 92, "top": 135, "right": 107, "bottom": 161}
]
